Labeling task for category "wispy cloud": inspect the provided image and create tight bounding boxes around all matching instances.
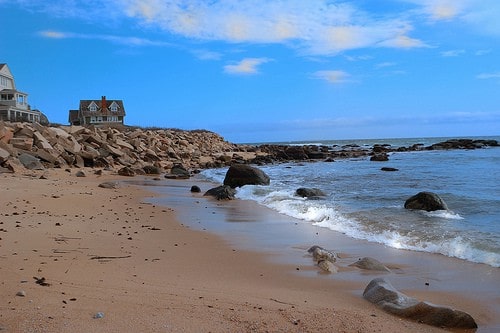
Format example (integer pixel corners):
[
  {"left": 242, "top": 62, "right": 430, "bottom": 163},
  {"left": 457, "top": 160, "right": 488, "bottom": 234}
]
[
  {"left": 440, "top": 49, "right": 465, "bottom": 57},
  {"left": 312, "top": 70, "right": 352, "bottom": 84},
  {"left": 192, "top": 49, "right": 223, "bottom": 61},
  {"left": 375, "top": 62, "right": 397, "bottom": 69},
  {"left": 476, "top": 72, "right": 500, "bottom": 79},
  {"left": 38, "top": 30, "right": 170, "bottom": 47},
  {"left": 224, "top": 58, "right": 271, "bottom": 75}
]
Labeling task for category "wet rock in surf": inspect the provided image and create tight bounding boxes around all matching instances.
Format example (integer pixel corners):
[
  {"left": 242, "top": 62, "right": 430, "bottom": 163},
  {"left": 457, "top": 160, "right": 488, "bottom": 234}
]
[
  {"left": 404, "top": 191, "right": 448, "bottom": 212},
  {"left": 295, "top": 188, "right": 327, "bottom": 199},
  {"left": 223, "top": 164, "right": 270, "bottom": 188},
  {"left": 190, "top": 185, "right": 201, "bottom": 193},
  {"left": 370, "top": 153, "right": 389, "bottom": 161},
  {"left": 363, "top": 278, "right": 477, "bottom": 329},
  {"left": 204, "top": 185, "right": 236, "bottom": 200},
  {"left": 307, "top": 245, "right": 338, "bottom": 263},
  {"left": 349, "top": 257, "right": 390, "bottom": 272},
  {"left": 317, "top": 259, "right": 337, "bottom": 273}
]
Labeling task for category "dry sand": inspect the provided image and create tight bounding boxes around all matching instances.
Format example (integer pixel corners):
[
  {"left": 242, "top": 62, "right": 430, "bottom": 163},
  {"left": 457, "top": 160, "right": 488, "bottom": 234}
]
[{"left": 0, "top": 168, "right": 496, "bottom": 332}]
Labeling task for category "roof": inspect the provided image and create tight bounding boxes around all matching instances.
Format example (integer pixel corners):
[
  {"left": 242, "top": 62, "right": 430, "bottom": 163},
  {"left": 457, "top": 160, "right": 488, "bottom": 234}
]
[{"left": 79, "top": 99, "right": 126, "bottom": 116}]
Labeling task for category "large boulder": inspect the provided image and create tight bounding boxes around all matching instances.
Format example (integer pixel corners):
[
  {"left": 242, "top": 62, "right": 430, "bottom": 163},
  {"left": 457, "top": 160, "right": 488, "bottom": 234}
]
[
  {"left": 363, "top": 278, "right": 477, "bottom": 329},
  {"left": 204, "top": 185, "right": 236, "bottom": 200},
  {"left": 404, "top": 192, "right": 448, "bottom": 211},
  {"left": 223, "top": 164, "right": 270, "bottom": 188},
  {"left": 18, "top": 153, "right": 44, "bottom": 170}
]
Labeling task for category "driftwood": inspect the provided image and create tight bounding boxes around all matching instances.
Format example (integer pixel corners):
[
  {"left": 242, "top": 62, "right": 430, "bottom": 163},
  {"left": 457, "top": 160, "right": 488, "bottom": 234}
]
[{"left": 89, "top": 255, "right": 132, "bottom": 260}]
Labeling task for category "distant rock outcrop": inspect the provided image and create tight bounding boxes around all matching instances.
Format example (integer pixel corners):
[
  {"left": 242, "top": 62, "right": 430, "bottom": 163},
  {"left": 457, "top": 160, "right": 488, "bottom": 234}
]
[
  {"left": 363, "top": 278, "right": 477, "bottom": 329},
  {"left": 295, "top": 188, "right": 327, "bottom": 198},
  {"left": 404, "top": 192, "right": 448, "bottom": 211},
  {"left": 223, "top": 164, "right": 270, "bottom": 188}
]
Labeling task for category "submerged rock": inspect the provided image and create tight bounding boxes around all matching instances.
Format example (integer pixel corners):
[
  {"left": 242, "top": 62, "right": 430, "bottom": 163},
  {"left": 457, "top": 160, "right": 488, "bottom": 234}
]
[
  {"left": 295, "top": 188, "right": 327, "bottom": 198},
  {"left": 363, "top": 278, "right": 477, "bottom": 329},
  {"left": 404, "top": 191, "right": 448, "bottom": 211}
]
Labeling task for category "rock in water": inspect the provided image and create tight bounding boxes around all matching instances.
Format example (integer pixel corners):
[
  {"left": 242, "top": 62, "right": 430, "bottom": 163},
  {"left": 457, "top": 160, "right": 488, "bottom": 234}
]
[
  {"left": 295, "top": 188, "right": 327, "bottom": 198},
  {"left": 363, "top": 278, "right": 477, "bottom": 329},
  {"left": 349, "top": 257, "right": 390, "bottom": 272},
  {"left": 404, "top": 191, "right": 448, "bottom": 211},
  {"left": 223, "top": 164, "right": 270, "bottom": 188},
  {"left": 204, "top": 185, "right": 236, "bottom": 200}
]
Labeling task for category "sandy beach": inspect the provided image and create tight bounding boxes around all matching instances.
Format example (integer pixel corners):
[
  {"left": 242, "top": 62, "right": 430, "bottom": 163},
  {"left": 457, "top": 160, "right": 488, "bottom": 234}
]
[{"left": 1, "top": 168, "right": 498, "bottom": 332}]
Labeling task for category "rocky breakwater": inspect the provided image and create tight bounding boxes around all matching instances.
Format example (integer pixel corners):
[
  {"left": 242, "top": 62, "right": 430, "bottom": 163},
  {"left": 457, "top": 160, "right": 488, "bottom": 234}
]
[{"left": 0, "top": 122, "right": 257, "bottom": 174}]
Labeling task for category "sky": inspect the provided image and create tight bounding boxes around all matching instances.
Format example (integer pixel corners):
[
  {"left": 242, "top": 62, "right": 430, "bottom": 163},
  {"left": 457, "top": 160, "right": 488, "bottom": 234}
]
[{"left": 1, "top": 0, "right": 499, "bottom": 143}]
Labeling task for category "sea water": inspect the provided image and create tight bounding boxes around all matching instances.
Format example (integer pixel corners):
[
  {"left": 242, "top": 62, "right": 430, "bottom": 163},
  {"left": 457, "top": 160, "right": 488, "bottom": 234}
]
[{"left": 201, "top": 137, "right": 500, "bottom": 268}]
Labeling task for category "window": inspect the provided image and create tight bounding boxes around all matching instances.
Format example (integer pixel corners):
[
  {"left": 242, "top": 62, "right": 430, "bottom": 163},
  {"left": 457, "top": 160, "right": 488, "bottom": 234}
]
[{"left": 89, "top": 105, "right": 97, "bottom": 112}]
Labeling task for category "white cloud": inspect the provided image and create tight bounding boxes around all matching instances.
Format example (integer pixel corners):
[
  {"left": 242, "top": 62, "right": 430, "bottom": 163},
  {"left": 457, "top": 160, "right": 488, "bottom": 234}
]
[
  {"left": 375, "top": 62, "right": 396, "bottom": 69},
  {"left": 38, "top": 30, "right": 170, "bottom": 47},
  {"left": 224, "top": 58, "right": 271, "bottom": 75},
  {"left": 193, "top": 49, "right": 223, "bottom": 61},
  {"left": 441, "top": 49, "right": 465, "bottom": 57},
  {"left": 313, "top": 70, "right": 351, "bottom": 84},
  {"left": 476, "top": 72, "right": 500, "bottom": 79}
]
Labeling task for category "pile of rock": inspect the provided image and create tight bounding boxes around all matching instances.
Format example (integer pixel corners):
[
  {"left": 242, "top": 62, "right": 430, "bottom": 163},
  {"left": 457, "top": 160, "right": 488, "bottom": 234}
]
[{"left": 0, "top": 122, "right": 255, "bottom": 174}]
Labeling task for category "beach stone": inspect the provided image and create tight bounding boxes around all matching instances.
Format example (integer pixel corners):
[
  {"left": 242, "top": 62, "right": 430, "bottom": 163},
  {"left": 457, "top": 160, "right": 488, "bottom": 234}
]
[
  {"left": 93, "top": 312, "right": 104, "bottom": 319},
  {"left": 118, "top": 166, "right": 135, "bottom": 177},
  {"left": 223, "top": 164, "right": 270, "bottom": 188},
  {"left": 75, "top": 170, "right": 86, "bottom": 177},
  {"left": 143, "top": 165, "right": 161, "bottom": 175},
  {"left": 18, "top": 153, "right": 44, "bottom": 170},
  {"left": 381, "top": 167, "right": 398, "bottom": 172},
  {"left": 98, "top": 181, "right": 119, "bottom": 189},
  {"left": 363, "top": 278, "right": 477, "bottom": 329},
  {"left": 16, "top": 290, "right": 26, "bottom": 297},
  {"left": 204, "top": 185, "right": 236, "bottom": 200},
  {"left": 317, "top": 260, "right": 337, "bottom": 273},
  {"left": 349, "top": 257, "right": 390, "bottom": 272},
  {"left": 308, "top": 245, "right": 338, "bottom": 263},
  {"left": 404, "top": 192, "right": 448, "bottom": 211},
  {"left": 190, "top": 185, "right": 201, "bottom": 193},
  {"left": 295, "top": 188, "right": 326, "bottom": 198}
]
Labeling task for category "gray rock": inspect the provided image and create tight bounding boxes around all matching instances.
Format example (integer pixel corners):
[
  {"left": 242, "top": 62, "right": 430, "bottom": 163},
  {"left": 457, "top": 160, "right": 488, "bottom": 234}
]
[
  {"left": 363, "top": 278, "right": 477, "bottom": 329},
  {"left": 404, "top": 191, "right": 448, "bottom": 211},
  {"left": 143, "top": 165, "right": 161, "bottom": 175},
  {"left": 98, "top": 181, "right": 119, "bottom": 189},
  {"left": 118, "top": 166, "right": 135, "bottom": 177},
  {"left": 223, "top": 164, "right": 270, "bottom": 188},
  {"left": 349, "top": 257, "right": 390, "bottom": 272},
  {"left": 307, "top": 245, "right": 338, "bottom": 263},
  {"left": 75, "top": 170, "right": 86, "bottom": 177},
  {"left": 16, "top": 290, "right": 26, "bottom": 297},
  {"left": 204, "top": 185, "right": 236, "bottom": 200},
  {"left": 295, "top": 188, "right": 326, "bottom": 198},
  {"left": 18, "top": 153, "right": 44, "bottom": 170},
  {"left": 190, "top": 185, "right": 201, "bottom": 193}
]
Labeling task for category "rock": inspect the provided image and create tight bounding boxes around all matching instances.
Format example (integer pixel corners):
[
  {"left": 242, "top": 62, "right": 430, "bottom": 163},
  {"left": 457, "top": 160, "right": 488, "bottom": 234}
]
[
  {"left": 363, "top": 278, "right": 477, "bottom": 329},
  {"left": 16, "top": 290, "right": 26, "bottom": 297},
  {"left": 98, "top": 181, "right": 119, "bottom": 189},
  {"left": 370, "top": 153, "right": 389, "bottom": 161},
  {"left": 223, "top": 164, "right": 270, "bottom": 188},
  {"left": 295, "top": 188, "right": 326, "bottom": 198},
  {"left": 93, "top": 312, "right": 105, "bottom": 319},
  {"left": 0, "top": 147, "right": 10, "bottom": 163},
  {"left": 381, "top": 167, "right": 398, "bottom": 172},
  {"left": 75, "top": 170, "right": 86, "bottom": 177},
  {"left": 18, "top": 153, "right": 44, "bottom": 170},
  {"left": 190, "top": 185, "right": 201, "bottom": 193},
  {"left": 349, "top": 257, "right": 390, "bottom": 272},
  {"left": 118, "top": 166, "right": 135, "bottom": 177},
  {"left": 317, "top": 260, "right": 337, "bottom": 273},
  {"left": 167, "top": 164, "right": 190, "bottom": 179},
  {"left": 308, "top": 245, "right": 338, "bottom": 263},
  {"left": 204, "top": 185, "right": 236, "bottom": 200},
  {"left": 143, "top": 165, "right": 161, "bottom": 175},
  {"left": 404, "top": 192, "right": 448, "bottom": 211}
]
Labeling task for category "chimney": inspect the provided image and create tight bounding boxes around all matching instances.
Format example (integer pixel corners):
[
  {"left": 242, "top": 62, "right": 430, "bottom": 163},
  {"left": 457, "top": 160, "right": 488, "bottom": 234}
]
[{"left": 101, "top": 96, "right": 106, "bottom": 112}]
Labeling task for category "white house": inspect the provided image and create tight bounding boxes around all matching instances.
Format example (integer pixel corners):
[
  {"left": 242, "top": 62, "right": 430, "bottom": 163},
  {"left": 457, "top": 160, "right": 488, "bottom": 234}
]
[{"left": 0, "top": 63, "right": 41, "bottom": 123}]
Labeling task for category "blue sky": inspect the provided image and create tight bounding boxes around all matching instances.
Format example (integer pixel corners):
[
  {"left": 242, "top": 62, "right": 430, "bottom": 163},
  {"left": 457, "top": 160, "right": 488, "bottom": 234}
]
[{"left": 1, "top": 0, "right": 499, "bottom": 143}]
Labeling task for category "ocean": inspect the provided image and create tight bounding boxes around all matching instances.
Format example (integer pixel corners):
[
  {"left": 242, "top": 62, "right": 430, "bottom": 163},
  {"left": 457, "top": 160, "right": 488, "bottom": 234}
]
[{"left": 201, "top": 136, "right": 500, "bottom": 268}]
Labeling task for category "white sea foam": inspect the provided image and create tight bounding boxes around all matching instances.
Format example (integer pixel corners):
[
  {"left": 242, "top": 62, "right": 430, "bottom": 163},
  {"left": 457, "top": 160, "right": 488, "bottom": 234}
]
[{"left": 423, "top": 210, "right": 464, "bottom": 220}]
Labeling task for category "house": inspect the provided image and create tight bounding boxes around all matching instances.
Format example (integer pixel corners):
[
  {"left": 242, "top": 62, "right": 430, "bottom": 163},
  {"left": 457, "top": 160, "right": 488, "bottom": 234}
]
[
  {"left": 0, "top": 63, "right": 42, "bottom": 123},
  {"left": 68, "top": 96, "right": 126, "bottom": 126}
]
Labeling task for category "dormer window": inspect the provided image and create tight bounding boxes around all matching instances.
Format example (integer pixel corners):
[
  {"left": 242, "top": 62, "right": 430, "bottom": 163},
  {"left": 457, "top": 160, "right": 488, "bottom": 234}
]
[
  {"left": 110, "top": 101, "right": 119, "bottom": 112},
  {"left": 88, "top": 101, "right": 98, "bottom": 112}
]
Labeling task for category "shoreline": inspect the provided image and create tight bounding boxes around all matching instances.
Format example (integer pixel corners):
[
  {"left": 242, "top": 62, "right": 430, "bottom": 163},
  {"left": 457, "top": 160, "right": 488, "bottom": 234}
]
[{"left": 0, "top": 168, "right": 497, "bottom": 332}]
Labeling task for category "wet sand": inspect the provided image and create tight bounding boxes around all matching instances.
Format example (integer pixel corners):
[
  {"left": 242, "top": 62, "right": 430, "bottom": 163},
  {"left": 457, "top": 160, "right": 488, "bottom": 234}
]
[{"left": 0, "top": 168, "right": 498, "bottom": 332}]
